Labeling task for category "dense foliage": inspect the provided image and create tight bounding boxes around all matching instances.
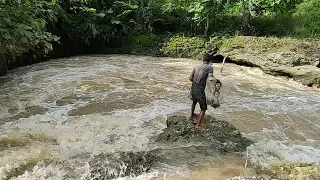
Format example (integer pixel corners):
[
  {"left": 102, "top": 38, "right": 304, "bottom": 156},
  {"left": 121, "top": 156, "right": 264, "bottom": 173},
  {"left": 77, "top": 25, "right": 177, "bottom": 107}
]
[
  {"left": 294, "top": 0, "right": 320, "bottom": 37},
  {"left": 0, "top": 0, "right": 59, "bottom": 70},
  {"left": 0, "top": 0, "right": 320, "bottom": 75},
  {"left": 161, "top": 35, "right": 207, "bottom": 59}
]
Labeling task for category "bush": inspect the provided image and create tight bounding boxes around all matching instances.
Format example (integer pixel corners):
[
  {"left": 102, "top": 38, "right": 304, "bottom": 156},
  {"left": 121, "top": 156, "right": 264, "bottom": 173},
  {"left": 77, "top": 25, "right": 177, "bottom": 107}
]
[
  {"left": 294, "top": 0, "right": 320, "bottom": 38},
  {"left": 210, "top": 36, "right": 299, "bottom": 53},
  {"left": 268, "top": 163, "right": 320, "bottom": 180},
  {"left": 161, "top": 35, "right": 206, "bottom": 59},
  {"left": 251, "top": 15, "right": 295, "bottom": 37},
  {"left": 0, "top": 0, "right": 59, "bottom": 71},
  {"left": 127, "top": 33, "right": 161, "bottom": 55},
  {"left": 207, "top": 15, "right": 243, "bottom": 35}
]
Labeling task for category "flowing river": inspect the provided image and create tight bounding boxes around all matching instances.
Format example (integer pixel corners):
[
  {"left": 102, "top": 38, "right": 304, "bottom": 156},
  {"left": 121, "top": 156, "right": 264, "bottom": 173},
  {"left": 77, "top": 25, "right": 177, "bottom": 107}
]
[{"left": 0, "top": 55, "right": 319, "bottom": 180}]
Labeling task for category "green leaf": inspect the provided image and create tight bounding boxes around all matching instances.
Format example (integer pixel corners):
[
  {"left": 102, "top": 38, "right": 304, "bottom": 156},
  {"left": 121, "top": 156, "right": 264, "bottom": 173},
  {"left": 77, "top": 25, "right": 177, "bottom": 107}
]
[
  {"left": 53, "top": 36, "right": 60, "bottom": 42},
  {"left": 111, "top": 20, "right": 121, "bottom": 24},
  {"left": 21, "top": 37, "right": 28, "bottom": 43},
  {"left": 84, "top": 7, "right": 96, "bottom": 13},
  {"left": 107, "top": 8, "right": 114, "bottom": 14},
  {"left": 129, "top": 19, "right": 136, "bottom": 24},
  {"left": 96, "top": 13, "right": 105, "bottom": 17}
]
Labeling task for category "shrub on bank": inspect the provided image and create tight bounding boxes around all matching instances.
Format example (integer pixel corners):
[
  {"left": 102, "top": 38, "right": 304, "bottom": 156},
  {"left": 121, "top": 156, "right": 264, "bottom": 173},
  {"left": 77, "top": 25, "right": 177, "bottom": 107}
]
[
  {"left": 266, "top": 163, "right": 320, "bottom": 179},
  {"left": 294, "top": 0, "right": 320, "bottom": 38},
  {"left": 251, "top": 15, "right": 295, "bottom": 37},
  {"left": 159, "top": 35, "right": 303, "bottom": 60},
  {"left": 161, "top": 35, "right": 206, "bottom": 60},
  {"left": 211, "top": 36, "right": 299, "bottom": 53},
  {"left": 127, "top": 33, "right": 162, "bottom": 55}
]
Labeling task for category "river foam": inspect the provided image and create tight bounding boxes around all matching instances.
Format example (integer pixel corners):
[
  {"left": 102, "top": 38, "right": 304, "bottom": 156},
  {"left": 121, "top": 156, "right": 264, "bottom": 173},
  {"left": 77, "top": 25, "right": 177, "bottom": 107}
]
[{"left": 0, "top": 55, "right": 319, "bottom": 179}]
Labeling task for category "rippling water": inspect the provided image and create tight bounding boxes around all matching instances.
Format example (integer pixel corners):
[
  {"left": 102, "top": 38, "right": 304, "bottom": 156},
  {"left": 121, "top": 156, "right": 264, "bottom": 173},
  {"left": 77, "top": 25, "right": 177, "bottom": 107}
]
[{"left": 0, "top": 55, "right": 319, "bottom": 179}]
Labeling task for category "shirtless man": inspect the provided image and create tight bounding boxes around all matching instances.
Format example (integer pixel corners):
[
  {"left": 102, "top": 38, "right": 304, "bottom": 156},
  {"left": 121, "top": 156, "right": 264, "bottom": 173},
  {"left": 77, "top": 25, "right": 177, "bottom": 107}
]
[{"left": 189, "top": 53, "right": 213, "bottom": 129}]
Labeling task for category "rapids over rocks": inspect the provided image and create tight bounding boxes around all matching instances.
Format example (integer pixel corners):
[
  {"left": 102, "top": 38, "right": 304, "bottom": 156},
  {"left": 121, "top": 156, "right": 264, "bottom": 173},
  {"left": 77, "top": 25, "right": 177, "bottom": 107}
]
[{"left": 0, "top": 55, "right": 319, "bottom": 179}]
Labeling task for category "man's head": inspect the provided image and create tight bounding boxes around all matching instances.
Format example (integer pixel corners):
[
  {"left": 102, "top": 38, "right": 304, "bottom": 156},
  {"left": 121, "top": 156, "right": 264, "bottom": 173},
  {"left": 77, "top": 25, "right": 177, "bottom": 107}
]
[{"left": 203, "top": 52, "right": 213, "bottom": 63}]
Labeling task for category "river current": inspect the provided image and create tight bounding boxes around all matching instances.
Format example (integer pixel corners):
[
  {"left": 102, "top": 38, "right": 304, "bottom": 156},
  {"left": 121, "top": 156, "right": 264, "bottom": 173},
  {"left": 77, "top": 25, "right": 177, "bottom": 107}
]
[{"left": 0, "top": 55, "right": 319, "bottom": 179}]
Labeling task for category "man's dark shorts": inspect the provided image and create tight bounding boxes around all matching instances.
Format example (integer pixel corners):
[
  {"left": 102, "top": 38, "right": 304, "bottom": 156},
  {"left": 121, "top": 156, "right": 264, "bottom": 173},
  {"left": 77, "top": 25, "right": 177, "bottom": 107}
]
[{"left": 190, "top": 83, "right": 207, "bottom": 111}]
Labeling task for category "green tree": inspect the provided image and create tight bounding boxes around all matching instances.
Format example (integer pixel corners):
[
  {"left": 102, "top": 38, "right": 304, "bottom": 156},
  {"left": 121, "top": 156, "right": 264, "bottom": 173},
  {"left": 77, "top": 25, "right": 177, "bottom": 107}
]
[
  {"left": 294, "top": 0, "right": 320, "bottom": 37},
  {"left": 0, "top": 0, "right": 59, "bottom": 69}
]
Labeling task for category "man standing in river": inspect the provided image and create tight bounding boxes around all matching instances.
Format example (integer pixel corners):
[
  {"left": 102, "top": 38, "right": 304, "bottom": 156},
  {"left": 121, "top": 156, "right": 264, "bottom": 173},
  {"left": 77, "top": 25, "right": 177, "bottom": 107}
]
[{"left": 189, "top": 52, "right": 214, "bottom": 129}]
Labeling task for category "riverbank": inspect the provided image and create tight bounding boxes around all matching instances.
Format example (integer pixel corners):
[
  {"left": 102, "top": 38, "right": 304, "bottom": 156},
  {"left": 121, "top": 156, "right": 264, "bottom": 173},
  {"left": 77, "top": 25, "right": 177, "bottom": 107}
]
[
  {"left": 99, "top": 35, "right": 320, "bottom": 88},
  {"left": 2, "top": 35, "right": 319, "bottom": 88},
  {"left": 217, "top": 36, "right": 320, "bottom": 88},
  {"left": 157, "top": 35, "right": 320, "bottom": 88}
]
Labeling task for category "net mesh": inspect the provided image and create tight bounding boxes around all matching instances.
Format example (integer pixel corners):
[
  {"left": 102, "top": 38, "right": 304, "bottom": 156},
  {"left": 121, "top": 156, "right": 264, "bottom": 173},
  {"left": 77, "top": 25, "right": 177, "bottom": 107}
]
[{"left": 205, "top": 73, "right": 223, "bottom": 108}]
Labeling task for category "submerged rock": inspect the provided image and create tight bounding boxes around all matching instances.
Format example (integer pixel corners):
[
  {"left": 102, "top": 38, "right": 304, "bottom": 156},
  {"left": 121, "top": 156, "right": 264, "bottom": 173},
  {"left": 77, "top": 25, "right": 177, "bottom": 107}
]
[
  {"left": 156, "top": 116, "right": 253, "bottom": 153},
  {"left": 86, "top": 152, "right": 156, "bottom": 179}
]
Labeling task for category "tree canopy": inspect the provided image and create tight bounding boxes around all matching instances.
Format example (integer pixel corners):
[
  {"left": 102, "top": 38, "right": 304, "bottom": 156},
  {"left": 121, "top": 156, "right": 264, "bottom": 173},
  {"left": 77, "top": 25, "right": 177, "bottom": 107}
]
[{"left": 0, "top": 0, "right": 319, "bottom": 74}]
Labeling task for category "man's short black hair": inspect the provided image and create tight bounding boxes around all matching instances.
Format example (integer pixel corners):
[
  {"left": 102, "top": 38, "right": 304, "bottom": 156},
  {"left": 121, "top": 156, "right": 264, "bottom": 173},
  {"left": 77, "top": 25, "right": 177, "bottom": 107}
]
[{"left": 203, "top": 53, "right": 213, "bottom": 62}]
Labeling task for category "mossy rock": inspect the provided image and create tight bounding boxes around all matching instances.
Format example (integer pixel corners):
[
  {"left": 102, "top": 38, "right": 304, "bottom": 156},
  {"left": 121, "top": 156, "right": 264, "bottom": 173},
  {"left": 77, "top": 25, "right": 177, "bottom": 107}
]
[
  {"left": 266, "top": 163, "right": 320, "bottom": 180},
  {"left": 156, "top": 115, "right": 253, "bottom": 153}
]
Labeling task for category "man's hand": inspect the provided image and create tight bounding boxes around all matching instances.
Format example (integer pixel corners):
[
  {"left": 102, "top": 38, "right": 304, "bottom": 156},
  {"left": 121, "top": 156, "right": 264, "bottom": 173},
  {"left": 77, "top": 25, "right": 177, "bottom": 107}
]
[{"left": 189, "top": 69, "right": 195, "bottom": 82}]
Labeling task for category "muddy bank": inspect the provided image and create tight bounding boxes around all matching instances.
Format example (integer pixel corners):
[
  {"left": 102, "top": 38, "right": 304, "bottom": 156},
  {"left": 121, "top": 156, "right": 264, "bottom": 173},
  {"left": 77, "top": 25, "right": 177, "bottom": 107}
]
[{"left": 217, "top": 37, "right": 320, "bottom": 88}]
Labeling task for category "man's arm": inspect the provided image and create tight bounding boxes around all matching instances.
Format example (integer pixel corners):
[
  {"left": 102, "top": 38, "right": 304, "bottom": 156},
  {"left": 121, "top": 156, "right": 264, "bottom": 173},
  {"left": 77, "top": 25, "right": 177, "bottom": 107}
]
[{"left": 189, "top": 69, "right": 195, "bottom": 82}]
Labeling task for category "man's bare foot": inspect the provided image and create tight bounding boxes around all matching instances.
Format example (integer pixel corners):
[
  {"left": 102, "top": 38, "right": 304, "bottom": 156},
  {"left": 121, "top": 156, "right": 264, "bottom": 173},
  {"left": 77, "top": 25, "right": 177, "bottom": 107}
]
[
  {"left": 195, "top": 125, "right": 203, "bottom": 129},
  {"left": 190, "top": 114, "right": 198, "bottom": 124}
]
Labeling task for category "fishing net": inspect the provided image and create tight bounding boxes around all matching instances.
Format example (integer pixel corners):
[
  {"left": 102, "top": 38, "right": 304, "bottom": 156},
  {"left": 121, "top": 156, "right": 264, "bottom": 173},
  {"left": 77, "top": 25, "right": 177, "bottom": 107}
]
[
  {"left": 205, "top": 73, "right": 223, "bottom": 108},
  {"left": 188, "top": 73, "right": 223, "bottom": 109}
]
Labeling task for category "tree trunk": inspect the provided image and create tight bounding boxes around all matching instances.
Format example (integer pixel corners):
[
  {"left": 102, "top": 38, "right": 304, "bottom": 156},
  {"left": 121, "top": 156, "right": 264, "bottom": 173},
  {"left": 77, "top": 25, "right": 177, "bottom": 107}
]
[
  {"left": 140, "top": 0, "right": 146, "bottom": 31},
  {"left": 241, "top": 0, "right": 252, "bottom": 34},
  {"left": 205, "top": 14, "right": 209, "bottom": 37},
  {"left": 0, "top": 58, "right": 8, "bottom": 76}
]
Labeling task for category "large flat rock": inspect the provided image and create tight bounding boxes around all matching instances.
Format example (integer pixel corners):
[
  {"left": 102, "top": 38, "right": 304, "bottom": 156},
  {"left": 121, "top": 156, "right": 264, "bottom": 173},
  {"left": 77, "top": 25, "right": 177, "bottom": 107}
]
[{"left": 219, "top": 37, "right": 320, "bottom": 88}]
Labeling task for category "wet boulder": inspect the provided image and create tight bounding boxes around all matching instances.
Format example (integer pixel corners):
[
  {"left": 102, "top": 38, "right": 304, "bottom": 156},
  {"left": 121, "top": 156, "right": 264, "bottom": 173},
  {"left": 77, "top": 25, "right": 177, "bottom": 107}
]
[
  {"left": 157, "top": 116, "right": 253, "bottom": 153},
  {"left": 86, "top": 151, "right": 157, "bottom": 179}
]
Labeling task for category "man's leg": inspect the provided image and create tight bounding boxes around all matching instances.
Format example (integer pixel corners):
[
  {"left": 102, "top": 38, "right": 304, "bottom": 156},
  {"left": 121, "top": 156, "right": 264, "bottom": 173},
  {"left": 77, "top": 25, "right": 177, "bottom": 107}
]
[
  {"left": 190, "top": 101, "right": 197, "bottom": 118},
  {"left": 195, "top": 91, "right": 207, "bottom": 129},
  {"left": 195, "top": 110, "right": 205, "bottom": 128}
]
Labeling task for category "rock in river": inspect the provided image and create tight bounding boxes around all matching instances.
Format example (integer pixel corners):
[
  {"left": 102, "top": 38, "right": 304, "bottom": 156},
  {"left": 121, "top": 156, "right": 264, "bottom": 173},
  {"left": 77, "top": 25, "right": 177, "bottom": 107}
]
[{"left": 156, "top": 115, "right": 253, "bottom": 153}]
